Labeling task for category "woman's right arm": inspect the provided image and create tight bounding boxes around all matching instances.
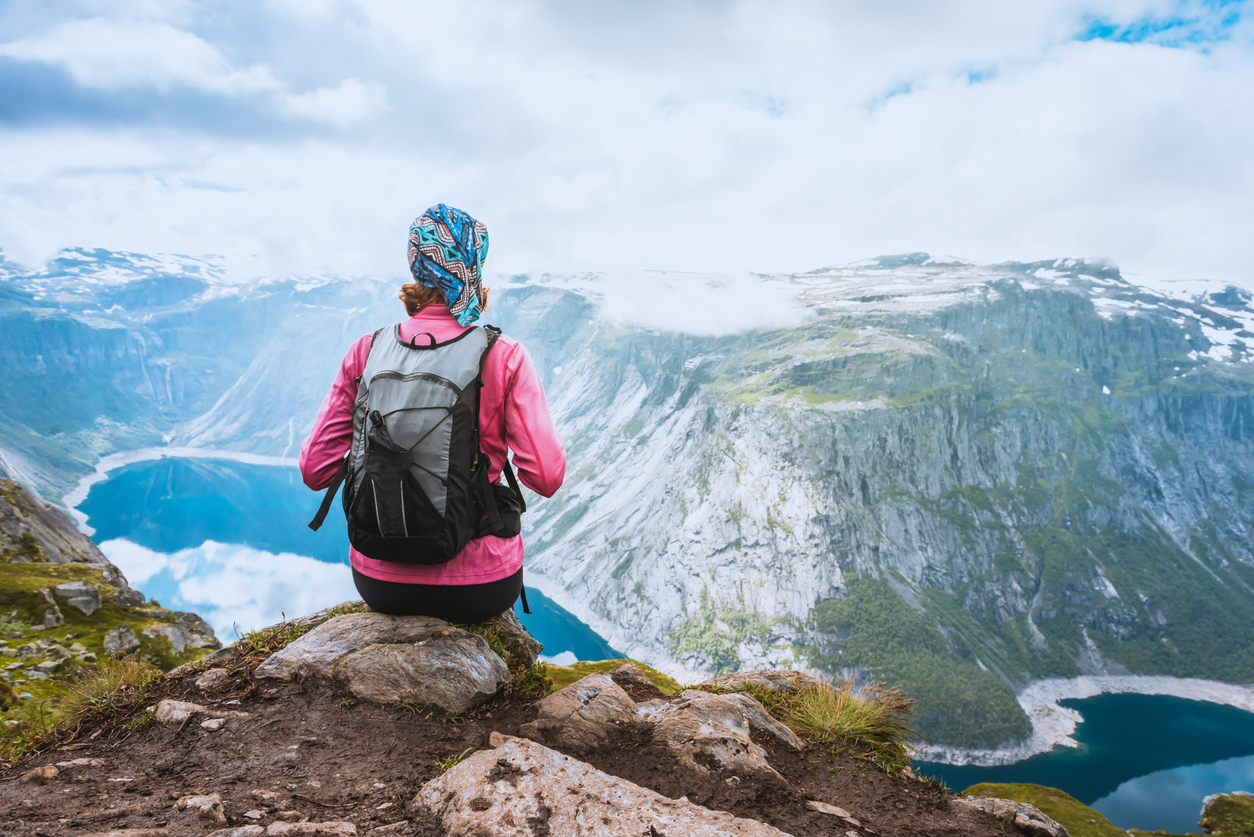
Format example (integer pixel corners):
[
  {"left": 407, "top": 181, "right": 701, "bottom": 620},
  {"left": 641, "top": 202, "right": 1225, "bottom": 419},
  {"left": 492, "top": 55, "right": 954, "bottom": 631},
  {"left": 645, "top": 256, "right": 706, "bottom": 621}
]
[
  {"left": 503, "top": 344, "right": 566, "bottom": 498},
  {"left": 299, "top": 335, "right": 372, "bottom": 491}
]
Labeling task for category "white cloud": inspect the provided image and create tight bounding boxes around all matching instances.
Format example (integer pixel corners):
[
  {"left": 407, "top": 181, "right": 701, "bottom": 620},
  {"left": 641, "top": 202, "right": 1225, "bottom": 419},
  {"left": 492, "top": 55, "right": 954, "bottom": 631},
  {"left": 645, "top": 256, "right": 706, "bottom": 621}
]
[
  {"left": 99, "top": 538, "right": 358, "bottom": 638},
  {"left": 0, "top": 1, "right": 1252, "bottom": 290},
  {"left": 0, "top": 17, "right": 385, "bottom": 126},
  {"left": 279, "top": 78, "right": 389, "bottom": 126},
  {"left": 553, "top": 271, "right": 814, "bottom": 336},
  {"left": 0, "top": 18, "right": 281, "bottom": 94}
]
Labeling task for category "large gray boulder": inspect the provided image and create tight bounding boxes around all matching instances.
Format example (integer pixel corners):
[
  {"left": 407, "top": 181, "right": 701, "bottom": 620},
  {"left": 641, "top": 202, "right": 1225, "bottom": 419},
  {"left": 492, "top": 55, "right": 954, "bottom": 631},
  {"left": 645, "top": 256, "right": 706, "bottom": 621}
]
[
  {"left": 700, "top": 670, "right": 825, "bottom": 694},
  {"left": 103, "top": 624, "right": 140, "bottom": 655},
  {"left": 519, "top": 674, "right": 802, "bottom": 782},
  {"left": 518, "top": 672, "right": 637, "bottom": 752},
  {"left": 955, "top": 796, "right": 1069, "bottom": 837},
  {"left": 143, "top": 624, "right": 194, "bottom": 654},
  {"left": 412, "top": 734, "right": 794, "bottom": 837},
  {"left": 253, "top": 612, "right": 510, "bottom": 713},
  {"left": 54, "top": 582, "right": 102, "bottom": 617},
  {"left": 638, "top": 689, "right": 803, "bottom": 782}
]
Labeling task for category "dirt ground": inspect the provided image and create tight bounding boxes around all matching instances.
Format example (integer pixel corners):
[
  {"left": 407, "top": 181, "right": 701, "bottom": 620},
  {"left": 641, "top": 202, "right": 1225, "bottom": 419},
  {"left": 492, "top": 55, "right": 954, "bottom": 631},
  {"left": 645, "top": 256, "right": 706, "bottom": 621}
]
[{"left": 1, "top": 653, "right": 1029, "bottom": 837}]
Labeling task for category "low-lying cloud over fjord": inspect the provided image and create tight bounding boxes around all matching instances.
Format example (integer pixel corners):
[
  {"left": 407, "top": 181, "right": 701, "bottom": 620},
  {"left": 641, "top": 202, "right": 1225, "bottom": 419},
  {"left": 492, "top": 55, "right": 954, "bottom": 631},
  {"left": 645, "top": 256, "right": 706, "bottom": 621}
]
[{"left": 0, "top": 1, "right": 1251, "bottom": 289}]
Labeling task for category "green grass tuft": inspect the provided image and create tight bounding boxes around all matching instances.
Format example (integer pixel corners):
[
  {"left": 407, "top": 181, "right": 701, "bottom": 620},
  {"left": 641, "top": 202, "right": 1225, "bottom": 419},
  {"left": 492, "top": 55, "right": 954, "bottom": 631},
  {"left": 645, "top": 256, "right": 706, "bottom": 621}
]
[
  {"left": 706, "top": 678, "right": 918, "bottom": 773},
  {"left": 547, "top": 658, "right": 682, "bottom": 694},
  {"left": 789, "top": 680, "right": 917, "bottom": 773}
]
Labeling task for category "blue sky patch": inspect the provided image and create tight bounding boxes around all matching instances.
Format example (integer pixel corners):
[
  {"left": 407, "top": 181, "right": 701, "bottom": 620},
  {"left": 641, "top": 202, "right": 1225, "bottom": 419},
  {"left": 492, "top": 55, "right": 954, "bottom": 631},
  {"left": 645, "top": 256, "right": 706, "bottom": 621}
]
[{"left": 1077, "top": 1, "right": 1244, "bottom": 48}]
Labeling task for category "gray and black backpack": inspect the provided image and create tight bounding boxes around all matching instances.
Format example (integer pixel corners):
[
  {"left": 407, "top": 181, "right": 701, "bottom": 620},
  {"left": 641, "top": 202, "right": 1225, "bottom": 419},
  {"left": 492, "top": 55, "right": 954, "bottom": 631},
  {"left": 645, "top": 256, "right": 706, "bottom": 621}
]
[{"left": 308, "top": 324, "right": 525, "bottom": 565}]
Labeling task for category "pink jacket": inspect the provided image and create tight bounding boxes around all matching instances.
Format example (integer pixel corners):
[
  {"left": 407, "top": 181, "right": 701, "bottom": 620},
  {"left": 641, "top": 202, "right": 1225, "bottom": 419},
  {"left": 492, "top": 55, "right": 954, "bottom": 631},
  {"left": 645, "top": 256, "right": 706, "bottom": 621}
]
[{"left": 299, "top": 307, "right": 566, "bottom": 584}]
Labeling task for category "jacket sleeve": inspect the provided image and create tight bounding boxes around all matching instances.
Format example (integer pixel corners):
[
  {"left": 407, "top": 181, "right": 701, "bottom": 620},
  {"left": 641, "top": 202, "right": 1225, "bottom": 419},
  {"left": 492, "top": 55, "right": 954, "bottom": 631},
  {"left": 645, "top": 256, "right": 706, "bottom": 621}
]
[
  {"left": 299, "top": 335, "right": 372, "bottom": 491},
  {"left": 504, "top": 344, "right": 566, "bottom": 498}
]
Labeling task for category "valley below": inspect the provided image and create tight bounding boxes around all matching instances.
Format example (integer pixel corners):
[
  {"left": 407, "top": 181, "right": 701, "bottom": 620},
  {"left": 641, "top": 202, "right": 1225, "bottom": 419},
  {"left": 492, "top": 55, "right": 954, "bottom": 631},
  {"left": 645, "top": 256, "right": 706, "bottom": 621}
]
[{"left": 3, "top": 248, "right": 1254, "bottom": 755}]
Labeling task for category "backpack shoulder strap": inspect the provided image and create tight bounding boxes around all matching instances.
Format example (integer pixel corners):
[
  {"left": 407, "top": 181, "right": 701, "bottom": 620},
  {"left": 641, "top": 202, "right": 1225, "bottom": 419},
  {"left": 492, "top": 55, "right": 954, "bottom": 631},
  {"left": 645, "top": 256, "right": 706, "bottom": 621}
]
[
  {"left": 470, "top": 324, "right": 527, "bottom": 537},
  {"left": 308, "top": 328, "right": 385, "bottom": 532}
]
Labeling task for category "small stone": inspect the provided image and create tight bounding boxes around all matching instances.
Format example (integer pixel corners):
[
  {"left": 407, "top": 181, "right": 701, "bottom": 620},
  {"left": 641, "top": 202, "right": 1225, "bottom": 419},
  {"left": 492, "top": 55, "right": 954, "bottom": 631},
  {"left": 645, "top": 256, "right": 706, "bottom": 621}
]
[
  {"left": 19, "top": 764, "right": 59, "bottom": 783},
  {"left": 807, "top": 800, "right": 854, "bottom": 819},
  {"left": 46, "top": 644, "right": 71, "bottom": 659},
  {"left": 17, "top": 643, "right": 40, "bottom": 659},
  {"left": 44, "top": 607, "right": 64, "bottom": 629},
  {"left": 206, "top": 827, "right": 265, "bottom": 837},
  {"left": 176, "top": 793, "right": 227, "bottom": 825},
  {"left": 244, "top": 810, "right": 265, "bottom": 820},
  {"left": 79, "top": 652, "right": 98, "bottom": 663},
  {"left": 250, "top": 790, "right": 282, "bottom": 803},
  {"left": 34, "top": 659, "right": 61, "bottom": 674},
  {"left": 156, "top": 700, "right": 203, "bottom": 724},
  {"left": 275, "top": 811, "right": 305, "bottom": 822},
  {"left": 27, "top": 670, "right": 49, "bottom": 680},
  {"left": 0, "top": 648, "right": 16, "bottom": 658},
  {"left": 5, "top": 661, "right": 22, "bottom": 670},
  {"left": 265, "top": 822, "right": 357, "bottom": 836},
  {"left": 156, "top": 699, "right": 250, "bottom": 724},
  {"left": 196, "top": 668, "right": 231, "bottom": 691},
  {"left": 55, "top": 758, "right": 104, "bottom": 768},
  {"left": 69, "top": 642, "right": 88, "bottom": 654},
  {"left": 201, "top": 718, "right": 227, "bottom": 731}
]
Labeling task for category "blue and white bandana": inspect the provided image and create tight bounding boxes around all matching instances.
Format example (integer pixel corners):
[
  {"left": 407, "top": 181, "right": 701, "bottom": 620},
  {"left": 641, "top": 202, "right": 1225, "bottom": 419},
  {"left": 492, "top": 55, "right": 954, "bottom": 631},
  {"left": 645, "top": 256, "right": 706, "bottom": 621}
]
[{"left": 407, "top": 204, "right": 489, "bottom": 326}]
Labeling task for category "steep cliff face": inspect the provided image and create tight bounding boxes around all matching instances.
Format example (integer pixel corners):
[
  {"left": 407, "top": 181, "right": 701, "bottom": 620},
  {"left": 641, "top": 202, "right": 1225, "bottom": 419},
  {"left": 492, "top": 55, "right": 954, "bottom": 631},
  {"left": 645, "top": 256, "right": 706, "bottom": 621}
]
[
  {"left": 501, "top": 259, "right": 1254, "bottom": 746},
  {"left": 3, "top": 250, "right": 1253, "bottom": 747}
]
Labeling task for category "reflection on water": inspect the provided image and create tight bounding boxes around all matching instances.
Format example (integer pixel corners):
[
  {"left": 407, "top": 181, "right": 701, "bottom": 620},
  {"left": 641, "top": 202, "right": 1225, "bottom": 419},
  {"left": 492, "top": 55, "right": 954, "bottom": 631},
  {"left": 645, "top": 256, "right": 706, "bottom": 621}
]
[
  {"left": 1093, "top": 753, "right": 1254, "bottom": 832},
  {"left": 80, "top": 457, "right": 621, "bottom": 659},
  {"left": 920, "top": 693, "right": 1254, "bottom": 833}
]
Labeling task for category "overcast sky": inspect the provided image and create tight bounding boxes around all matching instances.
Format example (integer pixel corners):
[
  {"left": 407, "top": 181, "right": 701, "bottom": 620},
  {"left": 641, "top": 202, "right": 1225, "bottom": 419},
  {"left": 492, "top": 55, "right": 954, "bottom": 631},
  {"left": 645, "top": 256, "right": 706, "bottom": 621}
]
[{"left": 1, "top": 0, "right": 1251, "bottom": 288}]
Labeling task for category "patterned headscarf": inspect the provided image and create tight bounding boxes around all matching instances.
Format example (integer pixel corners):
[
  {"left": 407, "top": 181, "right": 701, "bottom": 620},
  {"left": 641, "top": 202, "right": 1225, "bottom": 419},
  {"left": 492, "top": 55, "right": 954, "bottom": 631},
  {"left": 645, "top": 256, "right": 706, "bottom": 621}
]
[{"left": 407, "top": 204, "right": 490, "bottom": 326}]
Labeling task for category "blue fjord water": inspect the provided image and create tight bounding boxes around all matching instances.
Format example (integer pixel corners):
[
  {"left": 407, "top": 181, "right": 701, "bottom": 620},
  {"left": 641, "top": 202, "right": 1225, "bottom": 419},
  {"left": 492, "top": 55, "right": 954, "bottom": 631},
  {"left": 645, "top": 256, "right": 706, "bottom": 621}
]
[
  {"left": 920, "top": 693, "right": 1254, "bottom": 832},
  {"left": 77, "top": 456, "right": 620, "bottom": 662},
  {"left": 78, "top": 458, "right": 1254, "bottom": 831}
]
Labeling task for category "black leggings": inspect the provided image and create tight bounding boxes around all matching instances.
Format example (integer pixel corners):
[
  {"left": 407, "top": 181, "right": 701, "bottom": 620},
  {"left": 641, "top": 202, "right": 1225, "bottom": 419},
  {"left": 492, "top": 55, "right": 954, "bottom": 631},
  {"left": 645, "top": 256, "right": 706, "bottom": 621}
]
[{"left": 352, "top": 567, "right": 523, "bottom": 624}]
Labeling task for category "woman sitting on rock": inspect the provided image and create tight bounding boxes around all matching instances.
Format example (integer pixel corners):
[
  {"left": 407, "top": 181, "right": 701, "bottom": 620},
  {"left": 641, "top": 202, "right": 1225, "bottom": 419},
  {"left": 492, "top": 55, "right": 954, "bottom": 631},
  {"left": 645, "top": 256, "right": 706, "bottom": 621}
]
[{"left": 299, "top": 204, "right": 566, "bottom": 623}]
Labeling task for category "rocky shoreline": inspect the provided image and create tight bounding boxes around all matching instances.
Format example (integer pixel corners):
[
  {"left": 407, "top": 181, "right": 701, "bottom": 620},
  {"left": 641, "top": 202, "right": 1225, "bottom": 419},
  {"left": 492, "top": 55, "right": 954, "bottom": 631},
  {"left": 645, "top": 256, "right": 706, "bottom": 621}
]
[{"left": 922, "top": 675, "right": 1254, "bottom": 766}]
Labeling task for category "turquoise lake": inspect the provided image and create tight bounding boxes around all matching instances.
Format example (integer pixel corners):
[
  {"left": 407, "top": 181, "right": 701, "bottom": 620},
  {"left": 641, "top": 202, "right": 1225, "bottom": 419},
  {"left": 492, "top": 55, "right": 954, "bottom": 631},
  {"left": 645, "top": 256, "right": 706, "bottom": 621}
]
[
  {"left": 76, "top": 456, "right": 621, "bottom": 663},
  {"left": 920, "top": 693, "right": 1254, "bottom": 832},
  {"left": 76, "top": 457, "right": 1254, "bottom": 832}
]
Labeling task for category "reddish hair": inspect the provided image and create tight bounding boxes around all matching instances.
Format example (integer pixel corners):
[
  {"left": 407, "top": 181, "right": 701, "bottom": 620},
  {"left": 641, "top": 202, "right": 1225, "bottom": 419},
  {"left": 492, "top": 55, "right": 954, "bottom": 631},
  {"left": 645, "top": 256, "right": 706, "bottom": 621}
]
[{"left": 398, "top": 283, "right": 490, "bottom": 317}]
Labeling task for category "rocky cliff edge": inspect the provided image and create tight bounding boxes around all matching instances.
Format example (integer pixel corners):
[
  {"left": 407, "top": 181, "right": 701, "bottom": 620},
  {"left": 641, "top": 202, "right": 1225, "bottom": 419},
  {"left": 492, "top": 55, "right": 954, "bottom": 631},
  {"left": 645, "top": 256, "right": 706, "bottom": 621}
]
[
  {"left": 0, "top": 599, "right": 1066, "bottom": 837},
  {"left": 1, "top": 479, "right": 220, "bottom": 727}
]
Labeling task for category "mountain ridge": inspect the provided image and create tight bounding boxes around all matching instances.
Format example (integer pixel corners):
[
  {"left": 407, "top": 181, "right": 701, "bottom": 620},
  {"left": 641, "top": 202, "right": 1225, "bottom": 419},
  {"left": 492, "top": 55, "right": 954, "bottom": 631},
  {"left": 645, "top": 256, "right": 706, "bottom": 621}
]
[{"left": 2, "top": 249, "right": 1253, "bottom": 748}]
